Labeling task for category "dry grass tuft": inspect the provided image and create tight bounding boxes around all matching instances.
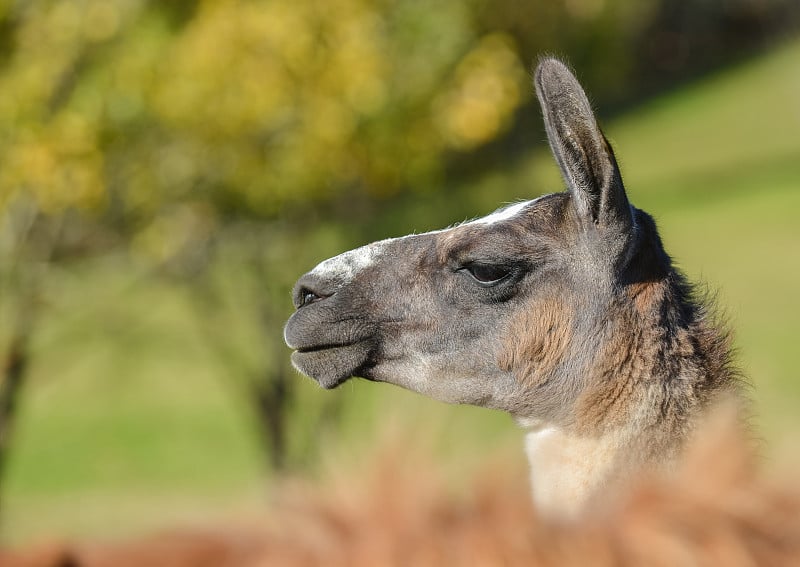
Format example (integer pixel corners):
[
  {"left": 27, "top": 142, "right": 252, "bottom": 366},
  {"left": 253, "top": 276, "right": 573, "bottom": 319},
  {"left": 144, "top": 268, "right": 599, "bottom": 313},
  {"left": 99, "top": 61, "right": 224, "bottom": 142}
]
[{"left": 3, "top": 412, "right": 800, "bottom": 566}]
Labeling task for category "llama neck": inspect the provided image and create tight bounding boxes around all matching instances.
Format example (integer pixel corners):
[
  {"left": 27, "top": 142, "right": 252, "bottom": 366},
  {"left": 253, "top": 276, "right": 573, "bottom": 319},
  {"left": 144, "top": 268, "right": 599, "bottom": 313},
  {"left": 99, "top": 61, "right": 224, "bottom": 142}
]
[
  {"left": 522, "top": 420, "right": 635, "bottom": 518},
  {"left": 521, "top": 270, "right": 738, "bottom": 517}
]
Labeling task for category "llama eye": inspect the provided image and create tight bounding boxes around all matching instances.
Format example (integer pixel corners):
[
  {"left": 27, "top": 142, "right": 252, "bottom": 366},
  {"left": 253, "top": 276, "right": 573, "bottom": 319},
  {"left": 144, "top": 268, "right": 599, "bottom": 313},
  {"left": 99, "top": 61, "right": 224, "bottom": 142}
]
[{"left": 462, "top": 263, "right": 511, "bottom": 285}]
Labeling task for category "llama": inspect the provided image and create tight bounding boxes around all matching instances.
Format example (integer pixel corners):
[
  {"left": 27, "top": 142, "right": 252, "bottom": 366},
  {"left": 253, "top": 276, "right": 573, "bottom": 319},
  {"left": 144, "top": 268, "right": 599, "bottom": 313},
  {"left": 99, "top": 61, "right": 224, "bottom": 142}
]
[{"left": 283, "top": 58, "right": 741, "bottom": 517}]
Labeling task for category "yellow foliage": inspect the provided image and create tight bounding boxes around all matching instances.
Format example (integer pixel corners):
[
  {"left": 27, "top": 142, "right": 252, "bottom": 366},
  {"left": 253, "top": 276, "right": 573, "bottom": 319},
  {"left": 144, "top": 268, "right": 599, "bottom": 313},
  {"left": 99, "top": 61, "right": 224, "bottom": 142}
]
[
  {"left": 131, "top": 202, "right": 215, "bottom": 265},
  {"left": 0, "top": 116, "right": 105, "bottom": 214},
  {"left": 433, "top": 33, "right": 526, "bottom": 150},
  {"left": 0, "top": 0, "right": 527, "bottom": 221},
  {"left": 84, "top": 1, "right": 121, "bottom": 43}
]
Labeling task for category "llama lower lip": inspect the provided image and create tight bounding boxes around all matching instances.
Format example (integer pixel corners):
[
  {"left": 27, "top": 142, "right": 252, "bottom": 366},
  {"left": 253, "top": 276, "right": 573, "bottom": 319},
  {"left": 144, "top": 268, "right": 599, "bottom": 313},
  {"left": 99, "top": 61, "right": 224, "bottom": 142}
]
[{"left": 291, "top": 340, "right": 373, "bottom": 389}]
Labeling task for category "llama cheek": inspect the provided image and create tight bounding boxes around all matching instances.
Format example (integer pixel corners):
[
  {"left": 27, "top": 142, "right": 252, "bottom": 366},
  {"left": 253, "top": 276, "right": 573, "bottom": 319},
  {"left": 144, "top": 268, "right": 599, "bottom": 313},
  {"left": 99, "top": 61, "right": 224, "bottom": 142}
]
[{"left": 497, "top": 299, "right": 574, "bottom": 388}]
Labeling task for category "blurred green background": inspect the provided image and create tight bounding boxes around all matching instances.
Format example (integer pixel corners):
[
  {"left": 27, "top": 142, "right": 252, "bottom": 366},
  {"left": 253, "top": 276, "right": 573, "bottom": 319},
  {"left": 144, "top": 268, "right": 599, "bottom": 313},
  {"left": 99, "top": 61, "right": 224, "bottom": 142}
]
[{"left": 0, "top": 0, "right": 798, "bottom": 545}]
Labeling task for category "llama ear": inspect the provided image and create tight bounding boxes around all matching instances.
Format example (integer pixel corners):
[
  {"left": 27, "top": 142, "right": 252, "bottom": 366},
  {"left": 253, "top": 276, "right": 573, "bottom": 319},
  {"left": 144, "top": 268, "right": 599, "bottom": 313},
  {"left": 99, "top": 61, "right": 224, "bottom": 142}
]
[{"left": 534, "top": 58, "right": 633, "bottom": 233}]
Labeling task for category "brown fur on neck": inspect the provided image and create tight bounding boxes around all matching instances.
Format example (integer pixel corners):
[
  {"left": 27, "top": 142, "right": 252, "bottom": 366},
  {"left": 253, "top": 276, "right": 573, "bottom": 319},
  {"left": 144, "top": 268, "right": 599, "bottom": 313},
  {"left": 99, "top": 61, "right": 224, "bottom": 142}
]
[{"left": 573, "top": 211, "right": 741, "bottom": 459}]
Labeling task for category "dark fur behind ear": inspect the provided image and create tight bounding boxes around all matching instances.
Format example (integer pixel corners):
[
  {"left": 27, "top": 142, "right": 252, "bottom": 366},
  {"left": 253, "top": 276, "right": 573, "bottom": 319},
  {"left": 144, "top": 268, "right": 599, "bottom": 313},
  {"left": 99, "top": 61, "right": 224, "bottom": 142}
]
[{"left": 534, "top": 58, "right": 632, "bottom": 233}]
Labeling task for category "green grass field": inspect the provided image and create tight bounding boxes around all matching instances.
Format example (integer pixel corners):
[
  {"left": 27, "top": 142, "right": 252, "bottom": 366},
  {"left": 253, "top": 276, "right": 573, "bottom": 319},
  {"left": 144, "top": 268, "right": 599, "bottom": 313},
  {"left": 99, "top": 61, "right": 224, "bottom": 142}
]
[{"left": 3, "top": 39, "right": 800, "bottom": 544}]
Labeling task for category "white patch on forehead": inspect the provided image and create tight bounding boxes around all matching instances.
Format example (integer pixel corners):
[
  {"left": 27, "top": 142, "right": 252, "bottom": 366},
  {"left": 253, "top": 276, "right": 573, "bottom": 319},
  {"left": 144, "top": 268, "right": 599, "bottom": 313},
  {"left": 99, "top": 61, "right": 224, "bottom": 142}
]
[
  {"left": 310, "top": 239, "right": 391, "bottom": 282},
  {"left": 308, "top": 194, "right": 551, "bottom": 283},
  {"left": 468, "top": 195, "right": 546, "bottom": 227}
]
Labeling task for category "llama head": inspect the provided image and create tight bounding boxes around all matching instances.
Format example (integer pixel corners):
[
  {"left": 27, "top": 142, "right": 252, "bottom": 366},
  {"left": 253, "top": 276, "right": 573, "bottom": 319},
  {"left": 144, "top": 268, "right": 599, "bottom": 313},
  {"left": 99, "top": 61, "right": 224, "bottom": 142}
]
[{"left": 284, "top": 59, "right": 671, "bottom": 426}]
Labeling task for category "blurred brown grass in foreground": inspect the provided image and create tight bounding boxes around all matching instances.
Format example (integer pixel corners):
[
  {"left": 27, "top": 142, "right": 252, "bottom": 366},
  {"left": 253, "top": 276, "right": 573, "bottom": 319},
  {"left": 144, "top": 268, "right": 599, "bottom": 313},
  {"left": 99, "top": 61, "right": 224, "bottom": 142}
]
[{"left": 3, "top": 410, "right": 800, "bottom": 567}]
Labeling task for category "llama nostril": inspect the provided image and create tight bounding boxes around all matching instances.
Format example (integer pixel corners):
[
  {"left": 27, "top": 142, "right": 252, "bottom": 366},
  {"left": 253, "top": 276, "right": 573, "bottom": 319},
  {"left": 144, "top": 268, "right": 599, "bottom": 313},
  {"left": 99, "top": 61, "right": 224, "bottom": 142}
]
[
  {"left": 295, "top": 285, "right": 331, "bottom": 309},
  {"left": 292, "top": 274, "right": 337, "bottom": 309}
]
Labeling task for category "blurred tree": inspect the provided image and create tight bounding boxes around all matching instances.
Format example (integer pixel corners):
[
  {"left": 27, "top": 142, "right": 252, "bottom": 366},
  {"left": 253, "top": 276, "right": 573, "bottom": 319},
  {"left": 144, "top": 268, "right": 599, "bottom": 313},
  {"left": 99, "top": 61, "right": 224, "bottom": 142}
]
[{"left": 0, "top": 0, "right": 529, "bottom": 488}]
